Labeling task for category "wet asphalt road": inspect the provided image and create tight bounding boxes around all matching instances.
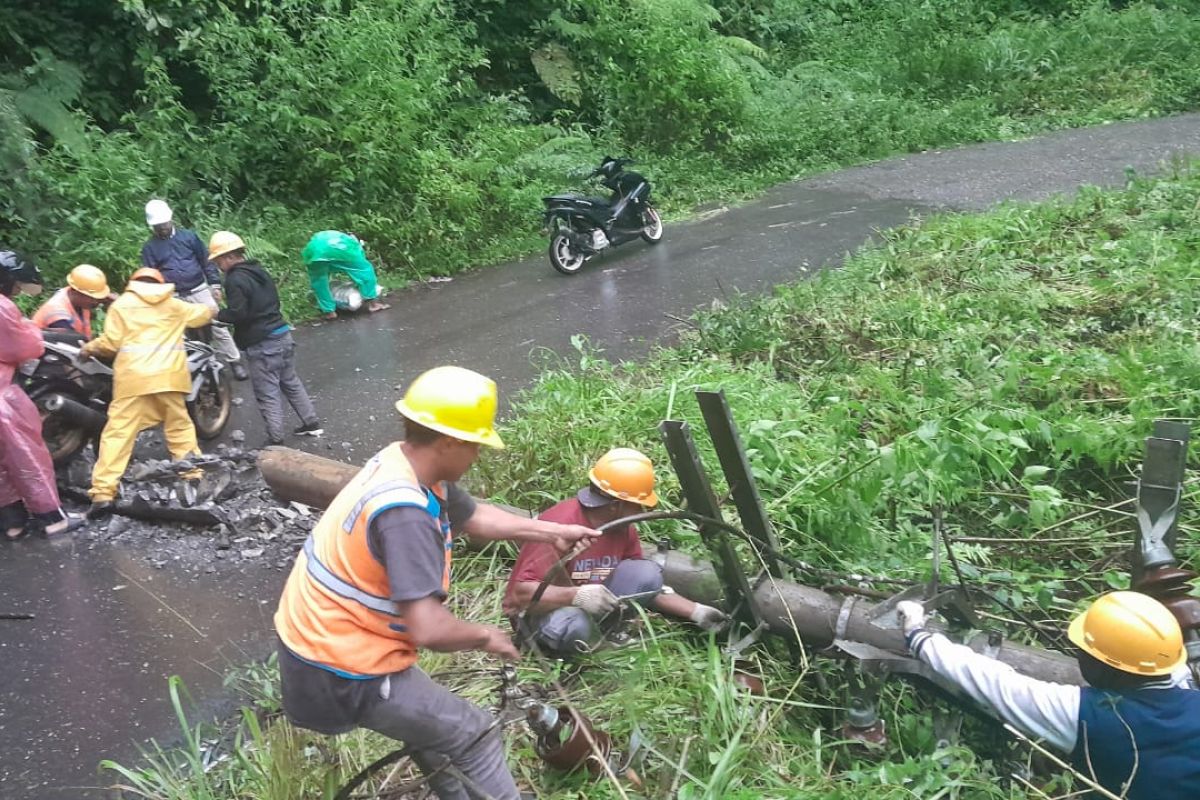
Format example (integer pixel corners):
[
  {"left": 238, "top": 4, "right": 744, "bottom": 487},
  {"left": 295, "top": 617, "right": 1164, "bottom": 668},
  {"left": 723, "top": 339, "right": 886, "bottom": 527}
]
[{"left": 2, "top": 114, "right": 1198, "bottom": 799}]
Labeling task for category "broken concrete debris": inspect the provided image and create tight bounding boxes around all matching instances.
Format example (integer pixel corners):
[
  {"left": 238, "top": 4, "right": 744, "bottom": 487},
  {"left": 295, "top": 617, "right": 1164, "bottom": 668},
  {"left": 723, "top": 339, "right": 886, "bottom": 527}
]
[{"left": 58, "top": 445, "right": 309, "bottom": 575}]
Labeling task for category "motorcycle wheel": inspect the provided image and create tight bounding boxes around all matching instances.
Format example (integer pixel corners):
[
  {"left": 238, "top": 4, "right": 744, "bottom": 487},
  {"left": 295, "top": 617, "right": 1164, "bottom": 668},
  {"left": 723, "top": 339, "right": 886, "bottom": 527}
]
[
  {"left": 549, "top": 231, "right": 586, "bottom": 275},
  {"left": 40, "top": 412, "right": 89, "bottom": 466},
  {"left": 640, "top": 207, "right": 664, "bottom": 244},
  {"left": 189, "top": 370, "right": 233, "bottom": 440}
]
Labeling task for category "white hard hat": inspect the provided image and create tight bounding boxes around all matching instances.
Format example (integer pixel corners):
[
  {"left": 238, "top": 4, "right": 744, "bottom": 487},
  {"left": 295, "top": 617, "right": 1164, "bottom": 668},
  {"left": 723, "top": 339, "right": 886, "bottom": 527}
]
[{"left": 145, "top": 199, "right": 173, "bottom": 227}]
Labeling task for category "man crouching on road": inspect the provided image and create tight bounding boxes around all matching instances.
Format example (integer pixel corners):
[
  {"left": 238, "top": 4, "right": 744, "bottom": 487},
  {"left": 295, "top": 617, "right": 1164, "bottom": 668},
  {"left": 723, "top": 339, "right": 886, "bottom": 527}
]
[
  {"left": 503, "top": 448, "right": 727, "bottom": 655},
  {"left": 274, "top": 366, "right": 598, "bottom": 800}
]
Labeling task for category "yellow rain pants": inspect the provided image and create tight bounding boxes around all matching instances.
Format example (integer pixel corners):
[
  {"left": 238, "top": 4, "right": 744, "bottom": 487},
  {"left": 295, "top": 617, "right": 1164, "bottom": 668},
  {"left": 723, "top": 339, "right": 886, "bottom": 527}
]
[{"left": 88, "top": 392, "right": 199, "bottom": 502}]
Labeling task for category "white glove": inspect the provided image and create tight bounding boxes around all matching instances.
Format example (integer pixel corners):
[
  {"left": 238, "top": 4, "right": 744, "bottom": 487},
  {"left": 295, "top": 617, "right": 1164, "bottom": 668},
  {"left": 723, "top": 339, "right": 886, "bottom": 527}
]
[
  {"left": 689, "top": 603, "right": 728, "bottom": 631},
  {"left": 572, "top": 584, "right": 619, "bottom": 616},
  {"left": 896, "top": 600, "right": 927, "bottom": 635}
]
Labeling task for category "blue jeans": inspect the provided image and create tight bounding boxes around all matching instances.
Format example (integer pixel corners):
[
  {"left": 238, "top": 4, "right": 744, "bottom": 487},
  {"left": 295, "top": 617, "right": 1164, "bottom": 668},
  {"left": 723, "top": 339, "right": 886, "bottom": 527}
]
[{"left": 530, "top": 558, "right": 664, "bottom": 654}]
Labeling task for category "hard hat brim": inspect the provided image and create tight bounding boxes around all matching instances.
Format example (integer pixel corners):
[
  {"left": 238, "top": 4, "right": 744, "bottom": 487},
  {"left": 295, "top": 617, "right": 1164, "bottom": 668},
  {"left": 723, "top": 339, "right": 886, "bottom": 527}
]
[
  {"left": 1066, "top": 610, "right": 1086, "bottom": 651},
  {"left": 584, "top": 473, "right": 658, "bottom": 507},
  {"left": 68, "top": 282, "right": 112, "bottom": 300},
  {"left": 208, "top": 245, "right": 243, "bottom": 260},
  {"left": 395, "top": 399, "right": 505, "bottom": 449}
]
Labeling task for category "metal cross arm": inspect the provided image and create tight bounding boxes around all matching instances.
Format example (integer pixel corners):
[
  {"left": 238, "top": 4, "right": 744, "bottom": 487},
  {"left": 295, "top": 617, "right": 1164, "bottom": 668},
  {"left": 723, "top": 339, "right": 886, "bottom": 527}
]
[
  {"left": 660, "top": 419, "right": 765, "bottom": 629},
  {"left": 696, "top": 390, "right": 789, "bottom": 580}
]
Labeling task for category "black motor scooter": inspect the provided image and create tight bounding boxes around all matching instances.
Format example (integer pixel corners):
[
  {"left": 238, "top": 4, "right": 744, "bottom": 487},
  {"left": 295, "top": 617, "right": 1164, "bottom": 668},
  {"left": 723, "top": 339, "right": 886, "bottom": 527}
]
[
  {"left": 19, "top": 327, "right": 233, "bottom": 465},
  {"left": 541, "top": 157, "right": 663, "bottom": 275}
]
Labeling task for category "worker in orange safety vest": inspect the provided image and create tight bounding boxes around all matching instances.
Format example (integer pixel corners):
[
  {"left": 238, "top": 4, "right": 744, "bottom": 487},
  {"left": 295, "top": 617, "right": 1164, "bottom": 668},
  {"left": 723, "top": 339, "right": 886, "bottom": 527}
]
[
  {"left": 274, "top": 366, "right": 599, "bottom": 800},
  {"left": 31, "top": 264, "right": 115, "bottom": 339}
]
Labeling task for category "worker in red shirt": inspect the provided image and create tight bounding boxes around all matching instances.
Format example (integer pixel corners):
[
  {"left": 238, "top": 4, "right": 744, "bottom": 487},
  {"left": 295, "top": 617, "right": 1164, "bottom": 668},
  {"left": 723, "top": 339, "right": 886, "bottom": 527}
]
[{"left": 504, "top": 448, "right": 727, "bottom": 654}]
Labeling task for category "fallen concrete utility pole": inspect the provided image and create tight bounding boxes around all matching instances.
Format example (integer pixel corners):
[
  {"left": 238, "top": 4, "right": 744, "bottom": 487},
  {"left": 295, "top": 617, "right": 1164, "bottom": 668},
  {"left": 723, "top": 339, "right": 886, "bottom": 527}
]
[
  {"left": 258, "top": 446, "right": 1081, "bottom": 687},
  {"left": 258, "top": 446, "right": 531, "bottom": 519},
  {"left": 258, "top": 447, "right": 357, "bottom": 509},
  {"left": 652, "top": 546, "right": 1081, "bottom": 686}
]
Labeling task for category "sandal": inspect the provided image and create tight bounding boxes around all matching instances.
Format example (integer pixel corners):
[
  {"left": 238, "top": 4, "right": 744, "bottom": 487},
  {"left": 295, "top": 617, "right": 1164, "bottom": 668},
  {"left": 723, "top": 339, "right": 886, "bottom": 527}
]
[{"left": 1, "top": 504, "right": 28, "bottom": 541}]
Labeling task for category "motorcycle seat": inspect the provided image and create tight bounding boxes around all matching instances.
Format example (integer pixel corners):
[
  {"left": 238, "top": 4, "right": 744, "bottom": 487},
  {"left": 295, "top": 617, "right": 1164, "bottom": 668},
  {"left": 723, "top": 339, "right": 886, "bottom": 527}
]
[
  {"left": 42, "top": 330, "right": 87, "bottom": 346},
  {"left": 544, "top": 194, "right": 613, "bottom": 209}
]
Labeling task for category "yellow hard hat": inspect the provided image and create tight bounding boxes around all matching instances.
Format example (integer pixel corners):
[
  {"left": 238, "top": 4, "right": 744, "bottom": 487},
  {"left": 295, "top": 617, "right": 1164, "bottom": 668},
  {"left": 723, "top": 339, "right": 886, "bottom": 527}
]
[
  {"left": 67, "top": 264, "right": 111, "bottom": 299},
  {"left": 587, "top": 448, "right": 658, "bottom": 507},
  {"left": 1067, "top": 591, "right": 1186, "bottom": 676},
  {"left": 208, "top": 231, "right": 246, "bottom": 260},
  {"left": 395, "top": 366, "right": 504, "bottom": 449}
]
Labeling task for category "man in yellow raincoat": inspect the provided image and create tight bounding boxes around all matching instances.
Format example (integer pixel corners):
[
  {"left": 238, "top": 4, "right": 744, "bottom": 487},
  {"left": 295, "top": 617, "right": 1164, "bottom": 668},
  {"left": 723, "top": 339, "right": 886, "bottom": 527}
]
[{"left": 82, "top": 268, "right": 213, "bottom": 518}]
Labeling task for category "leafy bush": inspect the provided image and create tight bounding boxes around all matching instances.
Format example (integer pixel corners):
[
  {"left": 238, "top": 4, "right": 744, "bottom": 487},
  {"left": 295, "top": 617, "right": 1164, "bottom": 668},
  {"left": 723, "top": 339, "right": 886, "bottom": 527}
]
[{"left": 4, "top": 1, "right": 1200, "bottom": 321}]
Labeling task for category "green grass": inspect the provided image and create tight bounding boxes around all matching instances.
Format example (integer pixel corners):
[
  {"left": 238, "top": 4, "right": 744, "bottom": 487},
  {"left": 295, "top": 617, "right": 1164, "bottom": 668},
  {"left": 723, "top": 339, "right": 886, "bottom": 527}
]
[{"left": 101, "top": 163, "right": 1200, "bottom": 799}]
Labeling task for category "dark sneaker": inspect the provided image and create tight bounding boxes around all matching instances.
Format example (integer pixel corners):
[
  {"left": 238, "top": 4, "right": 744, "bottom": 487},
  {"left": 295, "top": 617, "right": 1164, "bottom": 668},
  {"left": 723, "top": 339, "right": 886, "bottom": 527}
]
[
  {"left": 87, "top": 502, "right": 115, "bottom": 521},
  {"left": 294, "top": 422, "right": 324, "bottom": 437}
]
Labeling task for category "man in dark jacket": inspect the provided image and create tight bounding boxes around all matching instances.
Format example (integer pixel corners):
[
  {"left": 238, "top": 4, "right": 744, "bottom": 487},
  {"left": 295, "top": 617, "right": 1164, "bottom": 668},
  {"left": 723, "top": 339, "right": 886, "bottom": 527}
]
[
  {"left": 209, "top": 231, "right": 322, "bottom": 446},
  {"left": 142, "top": 200, "right": 248, "bottom": 380}
]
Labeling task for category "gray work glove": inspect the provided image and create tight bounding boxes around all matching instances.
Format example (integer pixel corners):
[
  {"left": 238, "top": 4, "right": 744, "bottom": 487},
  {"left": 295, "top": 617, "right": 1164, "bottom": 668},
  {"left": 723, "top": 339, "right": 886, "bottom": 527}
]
[
  {"left": 572, "top": 584, "right": 620, "bottom": 616},
  {"left": 688, "top": 603, "right": 729, "bottom": 631},
  {"left": 896, "top": 600, "right": 927, "bottom": 635}
]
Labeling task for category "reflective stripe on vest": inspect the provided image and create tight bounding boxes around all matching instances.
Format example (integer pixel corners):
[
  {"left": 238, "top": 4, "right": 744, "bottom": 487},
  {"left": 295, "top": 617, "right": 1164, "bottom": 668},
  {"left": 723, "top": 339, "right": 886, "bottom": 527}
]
[
  {"left": 274, "top": 443, "right": 453, "bottom": 678},
  {"left": 342, "top": 479, "right": 427, "bottom": 533},
  {"left": 303, "top": 536, "right": 400, "bottom": 616}
]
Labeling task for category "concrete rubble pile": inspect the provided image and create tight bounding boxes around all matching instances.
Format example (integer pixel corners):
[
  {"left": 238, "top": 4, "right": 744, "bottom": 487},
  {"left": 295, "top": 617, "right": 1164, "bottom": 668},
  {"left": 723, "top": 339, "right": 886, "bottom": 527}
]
[{"left": 59, "top": 436, "right": 312, "bottom": 574}]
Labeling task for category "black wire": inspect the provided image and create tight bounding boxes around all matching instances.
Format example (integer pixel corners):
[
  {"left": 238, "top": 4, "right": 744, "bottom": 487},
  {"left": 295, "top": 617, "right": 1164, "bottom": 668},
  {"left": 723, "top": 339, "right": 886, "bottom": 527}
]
[{"left": 969, "top": 586, "right": 1069, "bottom": 650}]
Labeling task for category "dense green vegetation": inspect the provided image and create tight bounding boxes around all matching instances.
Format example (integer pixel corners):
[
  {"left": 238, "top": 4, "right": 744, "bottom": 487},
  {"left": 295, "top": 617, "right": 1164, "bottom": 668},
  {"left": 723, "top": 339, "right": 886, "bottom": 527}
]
[
  {"left": 3, "top": 1, "right": 1200, "bottom": 317},
  {"left": 105, "top": 165, "right": 1200, "bottom": 798}
]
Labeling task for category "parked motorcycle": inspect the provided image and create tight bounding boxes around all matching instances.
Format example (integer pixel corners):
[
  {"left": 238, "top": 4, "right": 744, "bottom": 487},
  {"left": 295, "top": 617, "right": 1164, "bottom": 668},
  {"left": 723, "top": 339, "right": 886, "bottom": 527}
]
[
  {"left": 542, "top": 156, "right": 663, "bottom": 275},
  {"left": 18, "top": 328, "right": 233, "bottom": 465}
]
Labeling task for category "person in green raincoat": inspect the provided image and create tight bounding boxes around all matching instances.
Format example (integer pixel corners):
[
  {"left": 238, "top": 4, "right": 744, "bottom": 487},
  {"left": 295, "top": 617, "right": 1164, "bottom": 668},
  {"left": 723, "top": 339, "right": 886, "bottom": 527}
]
[{"left": 301, "top": 231, "right": 391, "bottom": 320}]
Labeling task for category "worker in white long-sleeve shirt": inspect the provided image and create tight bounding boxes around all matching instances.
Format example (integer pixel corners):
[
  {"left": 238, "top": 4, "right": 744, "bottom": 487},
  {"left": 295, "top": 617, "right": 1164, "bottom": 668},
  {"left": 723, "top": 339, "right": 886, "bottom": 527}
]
[{"left": 897, "top": 591, "right": 1200, "bottom": 800}]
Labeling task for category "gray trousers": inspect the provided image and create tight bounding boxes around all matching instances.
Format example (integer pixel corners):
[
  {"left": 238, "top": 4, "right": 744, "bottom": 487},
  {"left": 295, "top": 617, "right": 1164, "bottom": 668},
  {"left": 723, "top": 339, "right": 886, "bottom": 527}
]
[
  {"left": 531, "top": 558, "right": 664, "bottom": 654},
  {"left": 179, "top": 284, "right": 240, "bottom": 363},
  {"left": 243, "top": 332, "right": 318, "bottom": 442},
  {"left": 360, "top": 666, "right": 519, "bottom": 800}
]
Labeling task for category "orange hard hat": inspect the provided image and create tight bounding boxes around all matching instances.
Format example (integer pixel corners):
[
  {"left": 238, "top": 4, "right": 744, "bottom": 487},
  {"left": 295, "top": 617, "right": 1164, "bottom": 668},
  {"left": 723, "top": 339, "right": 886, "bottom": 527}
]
[
  {"left": 129, "top": 267, "right": 165, "bottom": 284},
  {"left": 585, "top": 448, "right": 658, "bottom": 508}
]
